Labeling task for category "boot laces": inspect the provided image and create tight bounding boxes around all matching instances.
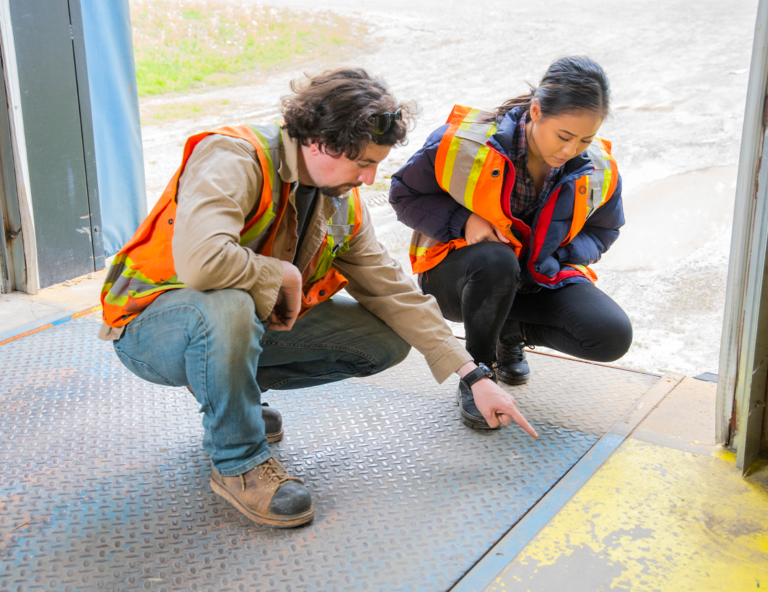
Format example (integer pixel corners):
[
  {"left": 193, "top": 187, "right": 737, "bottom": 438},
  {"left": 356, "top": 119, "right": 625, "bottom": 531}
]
[
  {"left": 256, "top": 458, "right": 299, "bottom": 489},
  {"left": 498, "top": 340, "right": 526, "bottom": 364}
]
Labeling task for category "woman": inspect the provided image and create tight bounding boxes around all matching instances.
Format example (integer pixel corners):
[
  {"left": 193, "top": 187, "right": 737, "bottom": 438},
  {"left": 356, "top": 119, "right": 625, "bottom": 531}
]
[{"left": 389, "top": 56, "right": 632, "bottom": 428}]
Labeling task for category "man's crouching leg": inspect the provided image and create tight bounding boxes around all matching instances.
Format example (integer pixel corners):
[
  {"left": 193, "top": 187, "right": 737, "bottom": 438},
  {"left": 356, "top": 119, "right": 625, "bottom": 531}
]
[
  {"left": 257, "top": 296, "right": 411, "bottom": 390},
  {"left": 112, "top": 288, "right": 313, "bottom": 528}
]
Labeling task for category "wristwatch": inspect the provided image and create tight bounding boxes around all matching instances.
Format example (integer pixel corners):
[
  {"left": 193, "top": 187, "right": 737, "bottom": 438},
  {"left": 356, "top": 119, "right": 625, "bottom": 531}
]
[{"left": 460, "top": 363, "right": 494, "bottom": 389}]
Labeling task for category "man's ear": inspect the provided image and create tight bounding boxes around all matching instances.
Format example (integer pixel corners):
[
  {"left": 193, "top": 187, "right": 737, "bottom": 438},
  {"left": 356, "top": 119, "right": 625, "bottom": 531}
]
[{"left": 307, "top": 141, "right": 323, "bottom": 156}]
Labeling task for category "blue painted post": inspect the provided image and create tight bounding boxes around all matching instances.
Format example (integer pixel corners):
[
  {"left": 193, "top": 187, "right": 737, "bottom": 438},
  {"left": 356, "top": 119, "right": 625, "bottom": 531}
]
[{"left": 79, "top": 0, "right": 146, "bottom": 258}]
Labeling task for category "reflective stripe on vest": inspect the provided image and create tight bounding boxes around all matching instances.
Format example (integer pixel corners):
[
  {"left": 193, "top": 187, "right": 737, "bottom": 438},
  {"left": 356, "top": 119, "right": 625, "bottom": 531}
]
[
  {"left": 102, "top": 254, "right": 183, "bottom": 308},
  {"left": 410, "top": 105, "right": 525, "bottom": 274},
  {"left": 298, "top": 192, "right": 363, "bottom": 317},
  {"left": 560, "top": 138, "right": 619, "bottom": 246},
  {"left": 308, "top": 194, "right": 358, "bottom": 283},
  {"left": 435, "top": 106, "right": 501, "bottom": 212},
  {"left": 101, "top": 124, "right": 283, "bottom": 327},
  {"left": 101, "top": 123, "right": 361, "bottom": 327},
  {"left": 238, "top": 124, "right": 284, "bottom": 246},
  {"left": 410, "top": 104, "right": 618, "bottom": 283}
]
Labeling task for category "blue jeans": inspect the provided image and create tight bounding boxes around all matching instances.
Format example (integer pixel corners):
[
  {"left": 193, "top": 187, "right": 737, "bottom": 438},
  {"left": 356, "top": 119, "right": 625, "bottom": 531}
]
[{"left": 113, "top": 289, "right": 410, "bottom": 476}]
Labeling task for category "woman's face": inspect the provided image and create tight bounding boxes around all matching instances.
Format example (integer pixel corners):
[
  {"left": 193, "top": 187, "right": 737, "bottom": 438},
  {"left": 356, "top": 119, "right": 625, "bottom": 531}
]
[{"left": 527, "top": 100, "right": 603, "bottom": 168}]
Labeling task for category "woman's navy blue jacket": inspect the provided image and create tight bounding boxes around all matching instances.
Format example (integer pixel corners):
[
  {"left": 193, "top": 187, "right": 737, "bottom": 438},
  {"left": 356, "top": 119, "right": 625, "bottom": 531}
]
[{"left": 389, "top": 107, "right": 625, "bottom": 288}]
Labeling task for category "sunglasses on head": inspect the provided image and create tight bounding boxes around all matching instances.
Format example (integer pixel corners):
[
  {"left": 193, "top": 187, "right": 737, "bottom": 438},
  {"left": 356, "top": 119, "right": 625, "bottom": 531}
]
[{"left": 369, "top": 108, "right": 402, "bottom": 135}]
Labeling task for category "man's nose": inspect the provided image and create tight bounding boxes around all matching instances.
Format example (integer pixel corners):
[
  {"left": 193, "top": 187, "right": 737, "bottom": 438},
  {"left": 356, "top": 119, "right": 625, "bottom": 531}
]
[{"left": 358, "top": 166, "right": 377, "bottom": 185}]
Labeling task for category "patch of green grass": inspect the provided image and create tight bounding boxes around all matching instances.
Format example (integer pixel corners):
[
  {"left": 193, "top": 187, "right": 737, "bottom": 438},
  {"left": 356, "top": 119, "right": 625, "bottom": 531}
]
[
  {"left": 130, "top": 0, "right": 364, "bottom": 96},
  {"left": 182, "top": 9, "right": 201, "bottom": 20},
  {"left": 148, "top": 103, "right": 202, "bottom": 121},
  {"left": 140, "top": 99, "right": 232, "bottom": 125}
]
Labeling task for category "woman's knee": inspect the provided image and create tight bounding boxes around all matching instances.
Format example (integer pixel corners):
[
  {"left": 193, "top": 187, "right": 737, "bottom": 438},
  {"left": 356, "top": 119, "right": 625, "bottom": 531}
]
[
  {"left": 609, "top": 311, "right": 633, "bottom": 361},
  {"left": 465, "top": 242, "right": 520, "bottom": 287},
  {"left": 589, "top": 310, "right": 633, "bottom": 362}
]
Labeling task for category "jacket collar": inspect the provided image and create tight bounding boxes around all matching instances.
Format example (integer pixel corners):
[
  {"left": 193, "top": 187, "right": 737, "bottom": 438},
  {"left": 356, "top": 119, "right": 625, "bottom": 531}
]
[
  {"left": 278, "top": 126, "right": 299, "bottom": 184},
  {"left": 487, "top": 107, "right": 519, "bottom": 156}
]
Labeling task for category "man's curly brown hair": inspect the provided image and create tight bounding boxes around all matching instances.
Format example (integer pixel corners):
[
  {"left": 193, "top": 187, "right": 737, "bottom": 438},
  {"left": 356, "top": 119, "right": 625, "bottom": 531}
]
[{"left": 281, "top": 68, "right": 415, "bottom": 160}]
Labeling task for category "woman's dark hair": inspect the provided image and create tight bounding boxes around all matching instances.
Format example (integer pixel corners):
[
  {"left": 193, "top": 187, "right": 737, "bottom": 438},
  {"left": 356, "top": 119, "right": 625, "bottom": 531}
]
[
  {"left": 486, "top": 56, "right": 611, "bottom": 124},
  {"left": 282, "top": 68, "right": 416, "bottom": 160}
]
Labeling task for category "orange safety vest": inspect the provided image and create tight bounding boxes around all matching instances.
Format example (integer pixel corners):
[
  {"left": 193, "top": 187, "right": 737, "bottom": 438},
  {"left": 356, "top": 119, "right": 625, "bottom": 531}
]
[
  {"left": 101, "top": 123, "right": 362, "bottom": 328},
  {"left": 409, "top": 105, "right": 618, "bottom": 285}
]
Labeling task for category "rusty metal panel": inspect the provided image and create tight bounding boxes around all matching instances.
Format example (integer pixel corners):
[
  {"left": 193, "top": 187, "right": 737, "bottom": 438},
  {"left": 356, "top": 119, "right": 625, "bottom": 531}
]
[
  {"left": 0, "top": 48, "right": 23, "bottom": 294},
  {"left": 0, "top": 315, "right": 656, "bottom": 591},
  {"left": 717, "top": 0, "right": 768, "bottom": 471}
]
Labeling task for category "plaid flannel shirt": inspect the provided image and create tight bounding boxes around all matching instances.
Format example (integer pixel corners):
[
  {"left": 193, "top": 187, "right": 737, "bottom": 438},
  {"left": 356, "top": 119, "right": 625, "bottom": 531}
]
[{"left": 509, "top": 112, "right": 563, "bottom": 224}]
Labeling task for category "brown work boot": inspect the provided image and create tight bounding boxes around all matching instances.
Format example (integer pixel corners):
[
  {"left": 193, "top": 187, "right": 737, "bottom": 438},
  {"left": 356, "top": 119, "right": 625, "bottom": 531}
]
[{"left": 210, "top": 457, "right": 314, "bottom": 528}]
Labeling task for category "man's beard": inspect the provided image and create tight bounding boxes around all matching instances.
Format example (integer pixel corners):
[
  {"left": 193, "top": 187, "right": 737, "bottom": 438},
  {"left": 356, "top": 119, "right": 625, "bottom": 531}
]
[{"left": 319, "top": 183, "right": 362, "bottom": 198}]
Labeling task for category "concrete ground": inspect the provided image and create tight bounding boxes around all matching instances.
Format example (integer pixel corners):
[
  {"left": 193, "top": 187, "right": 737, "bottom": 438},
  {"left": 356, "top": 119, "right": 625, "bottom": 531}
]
[{"left": 0, "top": 270, "right": 105, "bottom": 343}]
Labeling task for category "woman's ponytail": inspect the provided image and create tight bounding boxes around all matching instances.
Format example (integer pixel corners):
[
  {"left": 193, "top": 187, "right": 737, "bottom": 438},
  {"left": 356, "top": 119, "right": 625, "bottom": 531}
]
[
  {"left": 488, "top": 85, "right": 537, "bottom": 122},
  {"left": 488, "top": 56, "right": 611, "bottom": 125}
]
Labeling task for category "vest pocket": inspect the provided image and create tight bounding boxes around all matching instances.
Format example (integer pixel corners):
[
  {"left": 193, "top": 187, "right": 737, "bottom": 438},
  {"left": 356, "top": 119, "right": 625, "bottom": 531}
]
[{"left": 298, "top": 268, "right": 349, "bottom": 318}]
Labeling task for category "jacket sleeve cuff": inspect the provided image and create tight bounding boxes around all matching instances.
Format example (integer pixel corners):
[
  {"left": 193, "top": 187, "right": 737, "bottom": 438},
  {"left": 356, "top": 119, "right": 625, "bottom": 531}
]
[
  {"left": 249, "top": 257, "right": 284, "bottom": 321},
  {"left": 448, "top": 207, "right": 472, "bottom": 240},
  {"left": 98, "top": 322, "right": 124, "bottom": 341},
  {"left": 425, "top": 336, "right": 473, "bottom": 383}
]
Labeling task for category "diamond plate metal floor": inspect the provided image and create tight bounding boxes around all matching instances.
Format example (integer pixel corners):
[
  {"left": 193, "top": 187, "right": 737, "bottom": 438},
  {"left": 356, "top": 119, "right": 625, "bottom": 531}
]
[{"left": 0, "top": 314, "right": 658, "bottom": 592}]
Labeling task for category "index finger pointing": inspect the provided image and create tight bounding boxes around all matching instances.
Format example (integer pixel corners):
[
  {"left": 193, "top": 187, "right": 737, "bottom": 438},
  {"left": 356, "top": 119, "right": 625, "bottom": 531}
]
[
  {"left": 510, "top": 406, "right": 538, "bottom": 438},
  {"left": 499, "top": 400, "right": 538, "bottom": 438}
]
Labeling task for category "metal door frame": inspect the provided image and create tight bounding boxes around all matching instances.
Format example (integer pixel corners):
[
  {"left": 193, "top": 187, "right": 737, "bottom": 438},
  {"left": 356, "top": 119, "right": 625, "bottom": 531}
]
[
  {"left": 717, "top": 0, "right": 768, "bottom": 473},
  {"left": 0, "top": 36, "right": 23, "bottom": 293},
  {"left": 0, "top": 0, "right": 37, "bottom": 293}
]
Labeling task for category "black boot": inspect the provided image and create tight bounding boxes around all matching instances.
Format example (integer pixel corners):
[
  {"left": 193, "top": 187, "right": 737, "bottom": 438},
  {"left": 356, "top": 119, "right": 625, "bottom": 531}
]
[
  {"left": 496, "top": 324, "right": 531, "bottom": 385},
  {"left": 261, "top": 403, "right": 284, "bottom": 443},
  {"left": 187, "top": 387, "right": 283, "bottom": 443},
  {"left": 455, "top": 362, "right": 499, "bottom": 430}
]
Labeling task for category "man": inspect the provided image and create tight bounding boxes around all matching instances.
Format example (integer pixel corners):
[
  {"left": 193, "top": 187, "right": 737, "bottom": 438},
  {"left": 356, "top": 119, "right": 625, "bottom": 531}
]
[{"left": 99, "top": 69, "right": 536, "bottom": 529}]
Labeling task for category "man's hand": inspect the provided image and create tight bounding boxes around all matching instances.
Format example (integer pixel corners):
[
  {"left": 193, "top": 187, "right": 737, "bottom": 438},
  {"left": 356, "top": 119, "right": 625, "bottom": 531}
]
[
  {"left": 464, "top": 213, "right": 510, "bottom": 245},
  {"left": 457, "top": 362, "right": 538, "bottom": 437},
  {"left": 471, "top": 378, "right": 538, "bottom": 437},
  {"left": 268, "top": 261, "right": 302, "bottom": 331}
]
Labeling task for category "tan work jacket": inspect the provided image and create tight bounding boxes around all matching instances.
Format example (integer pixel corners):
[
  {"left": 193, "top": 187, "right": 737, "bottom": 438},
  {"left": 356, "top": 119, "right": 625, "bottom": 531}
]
[{"left": 100, "top": 129, "right": 471, "bottom": 383}]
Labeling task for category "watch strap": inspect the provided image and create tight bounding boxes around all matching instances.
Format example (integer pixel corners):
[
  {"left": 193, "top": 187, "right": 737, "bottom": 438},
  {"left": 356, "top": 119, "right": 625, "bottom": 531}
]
[{"left": 460, "top": 363, "right": 494, "bottom": 389}]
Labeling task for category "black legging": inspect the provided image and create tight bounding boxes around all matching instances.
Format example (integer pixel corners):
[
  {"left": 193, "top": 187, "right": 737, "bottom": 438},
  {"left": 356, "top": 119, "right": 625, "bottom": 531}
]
[{"left": 421, "top": 242, "right": 632, "bottom": 366}]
